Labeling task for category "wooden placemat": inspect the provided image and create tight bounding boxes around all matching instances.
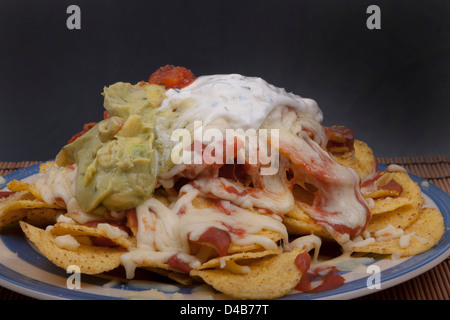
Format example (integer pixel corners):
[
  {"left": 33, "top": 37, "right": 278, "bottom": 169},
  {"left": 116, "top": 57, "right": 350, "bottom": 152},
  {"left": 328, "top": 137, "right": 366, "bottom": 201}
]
[{"left": 0, "top": 157, "right": 449, "bottom": 300}]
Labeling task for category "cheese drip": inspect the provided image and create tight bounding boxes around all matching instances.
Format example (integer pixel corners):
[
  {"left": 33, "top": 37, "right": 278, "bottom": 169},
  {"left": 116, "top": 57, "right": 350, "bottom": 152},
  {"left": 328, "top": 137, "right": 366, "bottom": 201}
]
[
  {"left": 120, "top": 183, "right": 288, "bottom": 278},
  {"left": 261, "top": 106, "right": 370, "bottom": 242}
]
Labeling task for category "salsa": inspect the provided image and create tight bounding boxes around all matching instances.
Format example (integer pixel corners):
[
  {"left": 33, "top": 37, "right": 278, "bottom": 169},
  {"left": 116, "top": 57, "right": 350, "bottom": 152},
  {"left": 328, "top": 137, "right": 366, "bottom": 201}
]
[{"left": 148, "top": 65, "right": 196, "bottom": 89}]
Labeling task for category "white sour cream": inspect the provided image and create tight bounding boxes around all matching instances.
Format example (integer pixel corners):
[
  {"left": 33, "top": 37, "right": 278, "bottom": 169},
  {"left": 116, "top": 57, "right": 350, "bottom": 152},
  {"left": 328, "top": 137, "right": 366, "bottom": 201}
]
[{"left": 159, "top": 74, "right": 323, "bottom": 131}]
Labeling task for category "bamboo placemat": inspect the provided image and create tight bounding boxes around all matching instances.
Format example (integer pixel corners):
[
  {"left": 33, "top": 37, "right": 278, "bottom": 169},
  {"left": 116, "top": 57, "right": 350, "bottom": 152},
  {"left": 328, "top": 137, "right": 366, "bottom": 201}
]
[{"left": 0, "top": 157, "right": 449, "bottom": 300}]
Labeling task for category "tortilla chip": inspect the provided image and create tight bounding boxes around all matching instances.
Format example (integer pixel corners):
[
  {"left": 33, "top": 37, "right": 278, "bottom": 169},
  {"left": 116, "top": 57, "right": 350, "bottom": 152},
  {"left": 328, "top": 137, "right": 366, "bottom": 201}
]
[
  {"left": 192, "top": 195, "right": 224, "bottom": 209},
  {"left": 0, "top": 190, "right": 35, "bottom": 202},
  {"left": 189, "top": 227, "right": 284, "bottom": 258},
  {"left": 352, "top": 207, "right": 445, "bottom": 257},
  {"left": 371, "top": 196, "right": 414, "bottom": 215},
  {"left": 195, "top": 249, "right": 281, "bottom": 270},
  {"left": 146, "top": 267, "right": 195, "bottom": 286},
  {"left": 0, "top": 191, "right": 34, "bottom": 228},
  {"left": 23, "top": 208, "right": 61, "bottom": 228},
  {"left": 50, "top": 222, "right": 136, "bottom": 248},
  {"left": 390, "top": 171, "right": 422, "bottom": 201},
  {"left": 20, "top": 221, "right": 125, "bottom": 274},
  {"left": 6, "top": 180, "right": 44, "bottom": 202},
  {"left": 39, "top": 161, "right": 56, "bottom": 173},
  {"left": 365, "top": 203, "right": 421, "bottom": 233},
  {"left": 364, "top": 171, "right": 424, "bottom": 231},
  {"left": 354, "top": 140, "right": 377, "bottom": 175},
  {"left": 332, "top": 140, "right": 376, "bottom": 178},
  {"left": 190, "top": 248, "right": 305, "bottom": 299},
  {"left": 227, "top": 230, "right": 284, "bottom": 254},
  {"left": 366, "top": 171, "right": 422, "bottom": 213},
  {"left": 284, "top": 203, "right": 332, "bottom": 239},
  {"left": 0, "top": 193, "right": 60, "bottom": 228}
]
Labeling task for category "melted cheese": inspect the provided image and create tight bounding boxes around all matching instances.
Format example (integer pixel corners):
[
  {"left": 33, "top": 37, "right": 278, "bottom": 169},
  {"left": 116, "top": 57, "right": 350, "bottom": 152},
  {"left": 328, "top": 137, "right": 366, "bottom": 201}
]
[
  {"left": 399, "top": 232, "right": 415, "bottom": 248},
  {"left": 33, "top": 164, "right": 115, "bottom": 224},
  {"left": 374, "top": 224, "right": 404, "bottom": 241},
  {"left": 190, "top": 169, "right": 294, "bottom": 214},
  {"left": 97, "top": 223, "right": 129, "bottom": 239},
  {"left": 34, "top": 164, "right": 77, "bottom": 208},
  {"left": 289, "top": 234, "right": 322, "bottom": 263},
  {"left": 120, "top": 183, "right": 288, "bottom": 278},
  {"left": 261, "top": 106, "right": 370, "bottom": 241},
  {"left": 54, "top": 234, "right": 80, "bottom": 251}
]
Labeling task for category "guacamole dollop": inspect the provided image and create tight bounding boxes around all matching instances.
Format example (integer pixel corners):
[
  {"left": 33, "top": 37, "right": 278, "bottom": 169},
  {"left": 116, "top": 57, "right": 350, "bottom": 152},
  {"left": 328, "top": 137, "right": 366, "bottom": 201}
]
[{"left": 56, "top": 82, "right": 167, "bottom": 212}]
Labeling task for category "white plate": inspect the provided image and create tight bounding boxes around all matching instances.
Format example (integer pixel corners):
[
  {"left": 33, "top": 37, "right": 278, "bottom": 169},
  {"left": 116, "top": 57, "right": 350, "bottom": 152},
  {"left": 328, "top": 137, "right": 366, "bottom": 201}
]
[{"left": 0, "top": 163, "right": 449, "bottom": 300}]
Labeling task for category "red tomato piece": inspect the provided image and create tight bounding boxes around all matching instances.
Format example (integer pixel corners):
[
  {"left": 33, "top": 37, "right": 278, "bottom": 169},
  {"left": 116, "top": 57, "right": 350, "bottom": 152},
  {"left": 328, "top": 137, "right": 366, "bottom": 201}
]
[
  {"left": 0, "top": 191, "right": 16, "bottom": 199},
  {"left": 148, "top": 65, "right": 196, "bottom": 89},
  {"left": 192, "top": 227, "right": 231, "bottom": 257},
  {"left": 167, "top": 254, "right": 192, "bottom": 274}
]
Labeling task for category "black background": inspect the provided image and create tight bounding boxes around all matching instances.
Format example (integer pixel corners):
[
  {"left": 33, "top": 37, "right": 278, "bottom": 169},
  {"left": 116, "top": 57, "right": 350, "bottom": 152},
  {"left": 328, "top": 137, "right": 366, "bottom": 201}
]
[{"left": 0, "top": 0, "right": 449, "bottom": 161}]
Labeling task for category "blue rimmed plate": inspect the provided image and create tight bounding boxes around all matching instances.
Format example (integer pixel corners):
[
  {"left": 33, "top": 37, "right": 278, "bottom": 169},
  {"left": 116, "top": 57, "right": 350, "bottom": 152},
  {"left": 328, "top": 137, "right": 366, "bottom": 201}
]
[{"left": 0, "top": 163, "right": 448, "bottom": 300}]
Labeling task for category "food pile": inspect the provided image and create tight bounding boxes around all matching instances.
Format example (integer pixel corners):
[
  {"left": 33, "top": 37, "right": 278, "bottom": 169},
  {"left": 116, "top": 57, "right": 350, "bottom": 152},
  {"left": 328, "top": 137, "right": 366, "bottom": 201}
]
[{"left": 0, "top": 66, "right": 444, "bottom": 299}]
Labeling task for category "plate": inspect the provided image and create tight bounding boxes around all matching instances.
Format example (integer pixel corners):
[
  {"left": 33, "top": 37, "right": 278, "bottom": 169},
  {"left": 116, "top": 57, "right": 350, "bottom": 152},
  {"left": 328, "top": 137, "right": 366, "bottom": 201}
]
[{"left": 0, "top": 163, "right": 449, "bottom": 300}]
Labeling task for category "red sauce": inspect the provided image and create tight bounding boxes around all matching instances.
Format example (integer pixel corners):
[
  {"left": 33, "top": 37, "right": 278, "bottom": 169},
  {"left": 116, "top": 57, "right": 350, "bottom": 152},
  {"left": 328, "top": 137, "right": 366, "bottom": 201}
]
[
  {"left": 312, "top": 274, "right": 345, "bottom": 293},
  {"left": 89, "top": 236, "right": 118, "bottom": 247},
  {"left": 361, "top": 172, "right": 403, "bottom": 196},
  {"left": 84, "top": 220, "right": 131, "bottom": 247},
  {"left": 0, "top": 191, "right": 16, "bottom": 199},
  {"left": 295, "top": 252, "right": 311, "bottom": 274},
  {"left": 325, "top": 126, "right": 354, "bottom": 141},
  {"left": 279, "top": 139, "right": 334, "bottom": 184},
  {"left": 300, "top": 199, "right": 369, "bottom": 238},
  {"left": 381, "top": 179, "right": 403, "bottom": 194},
  {"left": 67, "top": 162, "right": 76, "bottom": 170},
  {"left": 54, "top": 197, "right": 66, "bottom": 208},
  {"left": 148, "top": 65, "right": 196, "bottom": 89},
  {"left": 214, "top": 200, "right": 232, "bottom": 215},
  {"left": 177, "top": 205, "right": 187, "bottom": 215},
  {"left": 324, "top": 126, "right": 355, "bottom": 152},
  {"left": 361, "top": 172, "right": 383, "bottom": 188},
  {"left": 221, "top": 222, "right": 245, "bottom": 237},
  {"left": 167, "top": 254, "right": 192, "bottom": 274},
  {"left": 280, "top": 135, "right": 372, "bottom": 237},
  {"left": 126, "top": 209, "right": 138, "bottom": 235},
  {"left": 224, "top": 185, "right": 248, "bottom": 197},
  {"left": 192, "top": 226, "right": 231, "bottom": 256},
  {"left": 295, "top": 265, "right": 345, "bottom": 294}
]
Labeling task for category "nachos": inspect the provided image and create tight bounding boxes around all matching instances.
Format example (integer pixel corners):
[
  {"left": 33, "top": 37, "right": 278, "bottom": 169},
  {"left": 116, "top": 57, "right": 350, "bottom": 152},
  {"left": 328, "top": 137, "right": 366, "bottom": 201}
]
[{"left": 1, "top": 65, "right": 445, "bottom": 299}]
